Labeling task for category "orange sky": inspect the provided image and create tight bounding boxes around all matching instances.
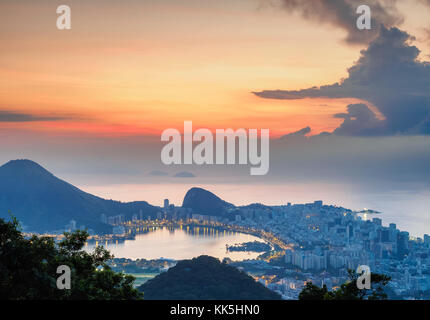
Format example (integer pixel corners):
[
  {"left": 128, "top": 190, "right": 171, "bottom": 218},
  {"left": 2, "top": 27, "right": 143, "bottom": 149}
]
[{"left": 1, "top": 0, "right": 429, "bottom": 138}]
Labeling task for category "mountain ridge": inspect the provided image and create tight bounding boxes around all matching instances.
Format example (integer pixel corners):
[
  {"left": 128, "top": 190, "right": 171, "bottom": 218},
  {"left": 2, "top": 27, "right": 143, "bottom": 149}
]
[
  {"left": 0, "top": 159, "right": 159, "bottom": 233},
  {"left": 0, "top": 159, "right": 239, "bottom": 233}
]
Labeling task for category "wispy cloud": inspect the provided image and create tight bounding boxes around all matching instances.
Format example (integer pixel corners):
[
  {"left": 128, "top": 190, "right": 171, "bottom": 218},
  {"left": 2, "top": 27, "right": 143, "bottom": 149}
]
[{"left": 0, "top": 110, "right": 70, "bottom": 122}]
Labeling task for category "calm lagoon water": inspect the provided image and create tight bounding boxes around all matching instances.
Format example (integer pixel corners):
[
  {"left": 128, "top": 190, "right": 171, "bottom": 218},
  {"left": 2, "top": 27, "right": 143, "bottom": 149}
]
[{"left": 85, "top": 226, "right": 266, "bottom": 261}]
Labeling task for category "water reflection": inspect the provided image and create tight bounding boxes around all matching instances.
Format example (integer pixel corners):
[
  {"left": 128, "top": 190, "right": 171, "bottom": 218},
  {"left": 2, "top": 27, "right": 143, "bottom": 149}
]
[{"left": 85, "top": 226, "right": 265, "bottom": 261}]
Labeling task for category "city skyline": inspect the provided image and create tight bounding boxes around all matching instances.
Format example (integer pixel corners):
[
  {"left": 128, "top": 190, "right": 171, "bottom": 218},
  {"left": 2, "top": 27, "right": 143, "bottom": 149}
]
[
  {"left": 4, "top": 0, "right": 430, "bottom": 303},
  {"left": 2, "top": 1, "right": 430, "bottom": 252},
  {"left": 0, "top": 0, "right": 430, "bottom": 238}
]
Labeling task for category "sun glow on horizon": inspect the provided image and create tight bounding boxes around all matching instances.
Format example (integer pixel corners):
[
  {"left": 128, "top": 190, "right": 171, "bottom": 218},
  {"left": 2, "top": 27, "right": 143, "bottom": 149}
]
[{"left": 0, "top": 0, "right": 429, "bottom": 140}]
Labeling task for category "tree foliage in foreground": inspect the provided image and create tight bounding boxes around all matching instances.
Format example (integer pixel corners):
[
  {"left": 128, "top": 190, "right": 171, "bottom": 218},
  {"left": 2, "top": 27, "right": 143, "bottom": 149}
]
[
  {"left": 299, "top": 269, "right": 391, "bottom": 300},
  {"left": 0, "top": 217, "right": 142, "bottom": 300}
]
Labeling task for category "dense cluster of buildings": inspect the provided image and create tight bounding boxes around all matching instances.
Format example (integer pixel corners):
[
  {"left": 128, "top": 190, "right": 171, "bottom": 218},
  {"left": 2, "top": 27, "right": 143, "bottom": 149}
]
[
  {"left": 231, "top": 201, "right": 430, "bottom": 299},
  {"left": 92, "top": 197, "right": 429, "bottom": 300},
  {"left": 64, "top": 219, "right": 95, "bottom": 235}
]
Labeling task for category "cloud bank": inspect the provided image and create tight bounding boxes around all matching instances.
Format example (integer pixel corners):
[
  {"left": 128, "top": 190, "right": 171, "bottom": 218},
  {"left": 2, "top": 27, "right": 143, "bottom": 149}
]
[
  {"left": 0, "top": 110, "right": 69, "bottom": 122},
  {"left": 254, "top": 26, "right": 430, "bottom": 136},
  {"left": 174, "top": 171, "right": 196, "bottom": 178},
  {"left": 272, "top": 0, "right": 403, "bottom": 44}
]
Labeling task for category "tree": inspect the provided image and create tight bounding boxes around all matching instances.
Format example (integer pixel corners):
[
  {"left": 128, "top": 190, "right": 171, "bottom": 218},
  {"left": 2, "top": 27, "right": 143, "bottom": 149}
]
[
  {"left": 0, "top": 216, "right": 142, "bottom": 300},
  {"left": 299, "top": 269, "right": 391, "bottom": 300},
  {"left": 298, "top": 283, "right": 328, "bottom": 300}
]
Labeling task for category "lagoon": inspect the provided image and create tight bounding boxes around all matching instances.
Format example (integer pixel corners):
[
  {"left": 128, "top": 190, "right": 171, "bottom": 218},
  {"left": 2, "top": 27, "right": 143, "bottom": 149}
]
[{"left": 85, "top": 226, "right": 266, "bottom": 261}]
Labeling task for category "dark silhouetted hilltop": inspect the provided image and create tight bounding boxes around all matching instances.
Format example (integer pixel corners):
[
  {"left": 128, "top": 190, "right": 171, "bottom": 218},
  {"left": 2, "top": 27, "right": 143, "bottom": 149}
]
[
  {"left": 138, "top": 255, "right": 282, "bottom": 300},
  {"left": 0, "top": 159, "right": 159, "bottom": 233},
  {"left": 182, "top": 187, "right": 234, "bottom": 217}
]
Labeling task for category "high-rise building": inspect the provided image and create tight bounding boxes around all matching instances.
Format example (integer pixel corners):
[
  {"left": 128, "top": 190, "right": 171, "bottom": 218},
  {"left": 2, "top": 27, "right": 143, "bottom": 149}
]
[
  {"left": 314, "top": 200, "right": 323, "bottom": 208},
  {"left": 388, "top": 223, "right": 398, "bottom": 242},
  {"left": 397, "top": 231, "right": 409, "bottom": 258},
  {"left": 424, "top": 234, "right": 430, "bottom": 245},
  {"left": 118, "top": 215, "right": 125, "bottom": 224},
  {"left": 347, "top": 225, "right": 354, "bottom": 240},
  {"left": 381, "top": 229, "right": 390, "bottom": 242},
  {"left": 107, "top": 216, "right": 115, "bottom": 225},
  {"left": 372, "top": 218, "right": 382, "bottom": 227}
]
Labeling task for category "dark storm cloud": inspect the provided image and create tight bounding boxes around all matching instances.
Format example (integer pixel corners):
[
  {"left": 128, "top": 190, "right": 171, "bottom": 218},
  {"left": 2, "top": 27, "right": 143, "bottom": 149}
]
[
  {"left": 274, "top": 0, "right": 402, "bottom": 44},
  {"left": 284, "top": 126, "right": 311, "bottom": 136},
  {"left": 333, "top": 104, "right": 385, "bottom": 136},
  {"left": 279, "top": 127, "right": 311, "bottom": 140},
  {"left": 254, "top": 27, "right": 430, "bottom": 136},
  {"left": 0, "top": 110, "right": 69, "bottom": 122}
]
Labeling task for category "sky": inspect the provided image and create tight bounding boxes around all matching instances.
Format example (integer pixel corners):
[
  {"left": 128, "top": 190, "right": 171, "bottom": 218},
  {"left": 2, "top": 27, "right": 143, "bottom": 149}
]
[
  {"left": 2, "top": 0, "right": 429, "bottom": 138},
  {"left": 1, "top": 0, "right": 430, "bottom": 235}
]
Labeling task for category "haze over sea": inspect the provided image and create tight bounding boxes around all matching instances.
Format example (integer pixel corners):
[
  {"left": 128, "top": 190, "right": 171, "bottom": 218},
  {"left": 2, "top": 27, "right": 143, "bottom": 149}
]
[{"left": 81, "top": 183, "right": 430, "bottom": 239}]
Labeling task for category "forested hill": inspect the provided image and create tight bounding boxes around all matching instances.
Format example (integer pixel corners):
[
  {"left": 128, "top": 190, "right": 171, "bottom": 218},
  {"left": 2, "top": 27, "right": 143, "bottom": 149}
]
[{"left": 138, "top": 255, "right": 282, "bottom": 300}]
